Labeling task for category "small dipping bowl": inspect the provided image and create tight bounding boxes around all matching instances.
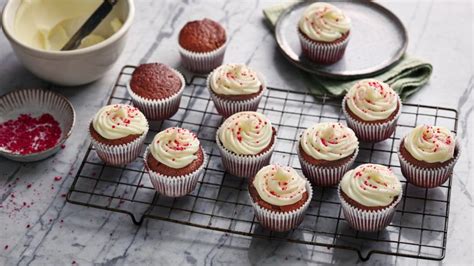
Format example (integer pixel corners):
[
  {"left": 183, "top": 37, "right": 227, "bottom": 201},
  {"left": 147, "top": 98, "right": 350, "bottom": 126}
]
[
  {"left": 0, "top": 89, "right": 75, "bottom": 162},
  {"left": 1, "top": 0, "right": 135, "bottom": 86}
]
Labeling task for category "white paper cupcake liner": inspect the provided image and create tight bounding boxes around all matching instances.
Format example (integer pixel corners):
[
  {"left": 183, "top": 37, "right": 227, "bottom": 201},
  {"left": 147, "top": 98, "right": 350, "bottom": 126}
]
[
  {"left": 144, "top": 147, "right": 207, "bottom": 197},
  {"left": 179, "top": 42, "right": 227, "bottom": 73},
  {"left": 127, "top": 68, "right": 185, "bottom": 121},
  {"left": 89, "top": 125, "right": 148, "bottom": 166},
  {"left": 297, "top": 146, "right": 358, "bottom": 187},
  {"left": 297, "top": 30, "right": 350, "bottom": 64},
  {"left": 215, "top": 129, "right": 275, "bottom": 178},
  {"left": 206, "top": 71, "right": 266, "bottom": 117},
  {"left": 250, "top": 181, "right": 313, "bottom": 232},
  {"left": 338, "top": 186, "right": 402, "bottom": 232},
  {"left": 398, "top": 139, "right": 461, "bottom": 188},
  {"left": 342, "top": 96, "right": 402, "bottom": 142}
]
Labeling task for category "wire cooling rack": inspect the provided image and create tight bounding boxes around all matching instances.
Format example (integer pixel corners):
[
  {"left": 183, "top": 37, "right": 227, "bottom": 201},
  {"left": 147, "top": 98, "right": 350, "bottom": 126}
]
[{"left": 67, "top": 65, "right": 458, "bottom": 261}]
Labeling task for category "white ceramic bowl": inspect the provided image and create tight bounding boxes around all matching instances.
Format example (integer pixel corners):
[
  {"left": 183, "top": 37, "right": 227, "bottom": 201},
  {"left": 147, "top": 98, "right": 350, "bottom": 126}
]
[
  {"left": 0, "top": 88, "right": 75, "bottom": 162},
  {"left": 1, "top": 0, "right": 135, "bottom": 86}
]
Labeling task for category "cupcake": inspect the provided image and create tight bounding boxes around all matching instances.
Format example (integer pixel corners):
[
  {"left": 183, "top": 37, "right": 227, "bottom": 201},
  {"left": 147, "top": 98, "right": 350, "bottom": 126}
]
[
  {"left": 298, "top": 2, "right": 351, "bottom": 64},
  {"left": 298, "top": 122, "right": 359, "bottom": 186},
  {"left": 249, "top": 164, "right": 313, "bottom": 232},
  {"left": 338, "top": 164, "right": 402, "bottom": 232},
  {"left": 398, "top": 125, "right": 460, "bottom": 188},
  {"left": 89, "top": 104, "right": 149, "bottom": 166},
  {"left": 342, "top": 79, "right": 402, "bottom": 142},
  {"left": 208, "top": 64, "right": 266, "bottom": 117},
  {"left": 178, "top": 18, "right": 227, "bottom": 73},
  {"left": 144, "top": 127, "right": 206, "bottom": 197},
  {"left": 127, "top": 63, "right": 185, "bottom": 121},
  {"left": 216, "top": 111, "right": 276, "bottom": 177}
]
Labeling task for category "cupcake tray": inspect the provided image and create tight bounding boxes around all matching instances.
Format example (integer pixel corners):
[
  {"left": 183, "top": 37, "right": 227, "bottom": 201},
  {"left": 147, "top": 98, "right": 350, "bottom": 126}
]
[{"left": 67, "top": 65, "right": 458, "bottom": 261}]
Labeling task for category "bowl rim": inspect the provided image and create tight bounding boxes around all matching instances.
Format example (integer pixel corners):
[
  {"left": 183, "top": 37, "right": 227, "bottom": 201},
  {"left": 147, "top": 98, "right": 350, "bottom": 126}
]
[
  {"left": 1, "top": 0, "right": 135, "bottom": 58},
  {"left": 0, "top": 88, "right": 76, "bottom": 160}
]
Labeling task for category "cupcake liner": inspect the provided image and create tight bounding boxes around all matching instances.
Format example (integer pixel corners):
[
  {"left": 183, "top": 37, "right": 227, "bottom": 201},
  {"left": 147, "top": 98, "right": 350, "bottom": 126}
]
[
  {"left": 297, "top": 30, "right": 350, "bottom": 65},
  {"left": 215, "top": 129, "right": 275, "bottom": 178},
  {"left": 179, "top": 42, "right": 227, "bottom": 73},
  {"left": 206, "top": 71, "right": 266, "bottom": 118},
  {"left": 342, "top": 96, "right": 402, "bottom": 143},
  {"left": 250, "top": 181, "right": 313, "bottom": 232},
  {"left": 143, "top": 147, "right": 207, "bottom": 197},
  {"left": 398, "top": 140, "right": 461, "bottom": 188},
  {"left": 89, "top": 126, "right": 148, "bottom": 166},
  {"left": 338, "top": 186, "right": 402, "bottom": 232},
  {"left": 297, "top": 146, "right": 358, "bottom": 187},
  {"left": 127, "top": 68, "right": 185, "bottom": 121}
]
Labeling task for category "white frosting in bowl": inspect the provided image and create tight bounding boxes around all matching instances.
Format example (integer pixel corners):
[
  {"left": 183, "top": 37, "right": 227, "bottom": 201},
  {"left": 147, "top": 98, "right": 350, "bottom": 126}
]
[{"left": 14, "top": 0, "right": 123, "bottom": 51}]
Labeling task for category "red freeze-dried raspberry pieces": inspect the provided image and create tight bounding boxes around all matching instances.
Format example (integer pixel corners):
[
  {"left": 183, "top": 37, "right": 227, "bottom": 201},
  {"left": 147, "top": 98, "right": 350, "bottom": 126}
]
[{"left": 0, "top": 113, "right": 62, "bottom": 155}]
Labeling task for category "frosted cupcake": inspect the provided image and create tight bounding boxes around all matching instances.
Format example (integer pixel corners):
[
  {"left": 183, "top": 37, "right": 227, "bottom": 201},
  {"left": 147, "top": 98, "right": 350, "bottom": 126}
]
[
  {"left": 127, "top": 63, "right": 185, "bottom": 121},
  {"left": 178, "top": 18, "right": 227, "bottom": 73},
  {"left": 398, "top": 125, "right": 460, "bottom": 188},
  {"left": 89, "top": 104, "right": 149, "bottom": 166},
  {"left": 208, "top": 64, "right": 266, "bottom": 117},
  {"left": 298, "top": 122, "right": 359, "bottom": 186},
  {"left": 338, "top": 164, "right": 402, "bottom": 232},
  {"left": 216, "top": 111, "right": 276, "bottom": 177},
  {"left": 249, "top": 164, "right": 313, "bottom": 232},
  {"left": 342, "top": 79, "right": 402, "bottom": 142},
  {"left": 144, "top": 127, "right": 206, "bottom": 197},
  {"left": 298, "top": 2, "right": 351, "bottom": 64}
]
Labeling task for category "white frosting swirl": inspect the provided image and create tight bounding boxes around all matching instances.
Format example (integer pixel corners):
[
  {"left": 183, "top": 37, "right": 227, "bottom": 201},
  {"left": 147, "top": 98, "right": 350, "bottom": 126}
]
[
  {"left": 150, "top": 127, "right": 200, "bottom": 169},
  {"left": 253, "top": 165, "right": 307, "bottom": 206},
  {"left": 92, "top": 104, "right": 148, "bottom": 140},
  {"left": 346, "top": 79, "right": 399, "bottom": 121},
  {"left": 298, "top": 2, "right": 351, "bottom": 42},
  {"left": 218, "top": 112, "right": 273, "bottom": 155},
  {"left": 300, "top": 122, "right": 358, "bottom": 161},
  {"left": 340, "top": 164, "right": 402, "bottom": 207},
  {"left": 210, "top": 64, "right": 263, "bottom": 95},
  {"left": 403, "top": 125, "right": 455, "bottom": 163}
]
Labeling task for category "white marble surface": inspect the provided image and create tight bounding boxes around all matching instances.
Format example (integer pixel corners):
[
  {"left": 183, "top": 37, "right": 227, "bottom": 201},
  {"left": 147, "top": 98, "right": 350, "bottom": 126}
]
[{"left": 0, "top": 0, "right": 472, "bottom": 265}]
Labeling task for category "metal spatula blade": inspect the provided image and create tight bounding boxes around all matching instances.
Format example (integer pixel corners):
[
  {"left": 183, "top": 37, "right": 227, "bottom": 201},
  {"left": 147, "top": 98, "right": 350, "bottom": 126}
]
[{"left": 61, "top": 0, "right": 118, "bottom": 51}]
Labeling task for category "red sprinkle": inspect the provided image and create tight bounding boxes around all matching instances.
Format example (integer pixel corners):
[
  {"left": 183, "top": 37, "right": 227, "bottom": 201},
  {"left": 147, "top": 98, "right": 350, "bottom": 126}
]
[
  {"left": 54, "top": 176, "right": 62, "bottom": 181},
  {"left": 0, "top": 113, "right": 62, "bottom": 155}
]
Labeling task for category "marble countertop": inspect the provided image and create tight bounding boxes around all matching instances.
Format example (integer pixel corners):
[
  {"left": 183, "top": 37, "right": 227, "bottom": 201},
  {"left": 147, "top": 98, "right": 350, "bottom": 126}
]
[{"left": 0, "top": 0, "right": 472, "bottom": 265}]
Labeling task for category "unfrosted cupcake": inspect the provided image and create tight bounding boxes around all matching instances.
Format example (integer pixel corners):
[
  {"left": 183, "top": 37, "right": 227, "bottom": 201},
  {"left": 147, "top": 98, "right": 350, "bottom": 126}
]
[
  {"left": 338, "top": 164, "right": 402, "bottom": 232},
  {"left": 298, "top": 2, "right": 351, "bottom": 64},
  {"left": 249, "top": 164, "right": 313, "bottom": 232},
  {"left": 89, "top": 104, "right": 149, "bottom": 166},
  {"left": 216, "top": 111, "right": 276, "bottom": 177},
  {"left": 144, "top": 127, "right": 206, "bottom": 197},
  {"left": 178, "top": 18, "right": 227, "bottom": 73},
  {"left": 127, "top": 63, "right": 185, "bottom": 120},
  {"left": 208, "top": 64, "right": 266, "bottom": 117},
  {"left": 298, "top": 122, "right": 359, "bottom": 186},
  {"left": 398, "top": 125, "right": 460, "bottom": 188},
  {"left": 342, "top": 79, "right": 402, "bottom": 142}
]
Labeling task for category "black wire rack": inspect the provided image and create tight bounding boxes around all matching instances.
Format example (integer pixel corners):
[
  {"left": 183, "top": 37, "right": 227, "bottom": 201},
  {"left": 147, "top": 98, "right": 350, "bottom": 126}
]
[{"left": 67, "top": 65, "right": 458, "bottom": 261}]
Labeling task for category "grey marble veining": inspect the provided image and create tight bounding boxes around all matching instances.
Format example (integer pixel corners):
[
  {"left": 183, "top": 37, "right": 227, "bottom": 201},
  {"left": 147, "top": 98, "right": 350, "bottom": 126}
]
[{"left": 0, "top": 0, "right": 472, "bottom": 265}]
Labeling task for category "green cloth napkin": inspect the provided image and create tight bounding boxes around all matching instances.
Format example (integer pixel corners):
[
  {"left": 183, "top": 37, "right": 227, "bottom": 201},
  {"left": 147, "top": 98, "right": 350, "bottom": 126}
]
[{"left": 263, "top": 2, "right": 433, "bottom": 99}]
